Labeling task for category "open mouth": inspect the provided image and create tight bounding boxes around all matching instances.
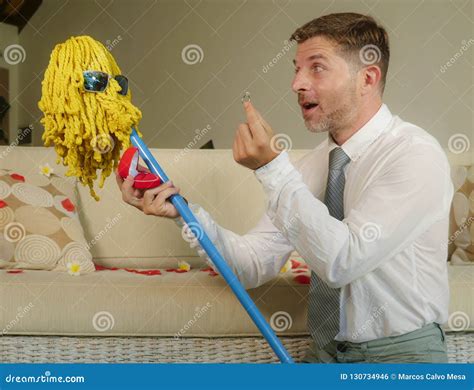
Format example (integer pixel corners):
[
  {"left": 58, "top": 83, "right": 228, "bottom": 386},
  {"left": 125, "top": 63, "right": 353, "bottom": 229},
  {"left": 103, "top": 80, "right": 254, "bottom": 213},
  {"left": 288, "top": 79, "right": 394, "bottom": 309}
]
[{"left": 301, "top": 102, "right": 319, "bottom": 115}]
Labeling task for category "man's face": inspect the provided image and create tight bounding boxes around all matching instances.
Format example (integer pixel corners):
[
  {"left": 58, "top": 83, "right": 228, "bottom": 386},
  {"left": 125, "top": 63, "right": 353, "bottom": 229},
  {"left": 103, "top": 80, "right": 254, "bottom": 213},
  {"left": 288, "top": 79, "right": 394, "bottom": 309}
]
[{"left": 292, "top": 36, "right": 360, "bottom": 135}]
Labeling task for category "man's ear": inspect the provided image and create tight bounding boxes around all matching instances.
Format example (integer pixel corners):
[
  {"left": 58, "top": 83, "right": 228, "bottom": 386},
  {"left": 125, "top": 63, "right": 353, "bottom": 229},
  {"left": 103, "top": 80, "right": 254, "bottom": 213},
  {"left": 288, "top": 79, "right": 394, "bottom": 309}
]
[{"left": 360, "top": 65, "right": 382, "bottom": 96}]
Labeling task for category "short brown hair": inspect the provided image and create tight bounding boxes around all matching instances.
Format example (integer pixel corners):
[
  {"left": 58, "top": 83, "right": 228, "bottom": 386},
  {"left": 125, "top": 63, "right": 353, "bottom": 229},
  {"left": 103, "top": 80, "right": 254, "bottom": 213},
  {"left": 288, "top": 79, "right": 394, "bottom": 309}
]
[{"left": 290, "top": 12, "right": 390, "bottom": 93}]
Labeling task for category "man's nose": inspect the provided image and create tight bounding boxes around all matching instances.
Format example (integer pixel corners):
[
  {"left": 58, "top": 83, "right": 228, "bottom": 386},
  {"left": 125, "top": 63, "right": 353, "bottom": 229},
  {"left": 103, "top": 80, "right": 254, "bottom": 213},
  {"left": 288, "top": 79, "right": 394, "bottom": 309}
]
[{"left": 291, "top": 71, "right": 312, "bottom": 93}]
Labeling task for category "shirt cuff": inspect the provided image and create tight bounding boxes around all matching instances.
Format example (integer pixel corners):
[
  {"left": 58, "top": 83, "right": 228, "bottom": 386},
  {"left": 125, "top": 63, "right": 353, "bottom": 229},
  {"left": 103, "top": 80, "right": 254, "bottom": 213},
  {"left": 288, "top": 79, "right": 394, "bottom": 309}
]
[
  {"left": 254, "top": 151, "right": 305, "bottom": 219},
  {"left": 172, "top": 202, "right": 201, "bottom": 229},
  {"left": 254, "top": 151, "right": 295, "bottom": 190},
  {"left": 255, "top": 151, "right": 299, "bottom": 191},
  {"left": 173, "top": 202, "right": 219, "bottom": 242}
]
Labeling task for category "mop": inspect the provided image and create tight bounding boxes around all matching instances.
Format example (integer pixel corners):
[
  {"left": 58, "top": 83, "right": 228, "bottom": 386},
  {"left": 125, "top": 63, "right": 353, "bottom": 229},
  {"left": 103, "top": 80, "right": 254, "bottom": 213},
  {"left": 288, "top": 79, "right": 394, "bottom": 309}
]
[{"left": 38, "top": 36, "right": 294, "bottom": 363}]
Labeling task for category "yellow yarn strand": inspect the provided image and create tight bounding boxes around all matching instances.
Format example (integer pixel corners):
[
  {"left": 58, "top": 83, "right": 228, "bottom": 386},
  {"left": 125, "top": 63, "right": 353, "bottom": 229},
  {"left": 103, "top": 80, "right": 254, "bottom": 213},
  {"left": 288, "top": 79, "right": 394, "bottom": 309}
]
[{"left": 38, "top": 36, "right": 142, "bottom": 200}]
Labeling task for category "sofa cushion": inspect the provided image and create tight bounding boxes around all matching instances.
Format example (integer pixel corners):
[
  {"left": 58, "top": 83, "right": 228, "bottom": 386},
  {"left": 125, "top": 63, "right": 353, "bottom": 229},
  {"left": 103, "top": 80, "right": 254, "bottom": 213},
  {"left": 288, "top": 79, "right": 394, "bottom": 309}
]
[
  {"left": 0, "top": 256, "right": 311, "bottom": 337},
  {"left": 0, "top": 167, "right": 94, "bottom": 274},
  {"left": 1, "top": 260, "right": 472, "bottom": 336},
  {"left": 449, "top": 165, "right": 474, "bottom": 264}
]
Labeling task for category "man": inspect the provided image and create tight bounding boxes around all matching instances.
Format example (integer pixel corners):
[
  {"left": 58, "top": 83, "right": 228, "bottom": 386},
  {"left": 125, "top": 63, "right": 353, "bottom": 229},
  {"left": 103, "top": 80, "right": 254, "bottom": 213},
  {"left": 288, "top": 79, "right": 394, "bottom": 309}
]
[{"left": 117, "top": 13, "right": 453, "bottom": 363}]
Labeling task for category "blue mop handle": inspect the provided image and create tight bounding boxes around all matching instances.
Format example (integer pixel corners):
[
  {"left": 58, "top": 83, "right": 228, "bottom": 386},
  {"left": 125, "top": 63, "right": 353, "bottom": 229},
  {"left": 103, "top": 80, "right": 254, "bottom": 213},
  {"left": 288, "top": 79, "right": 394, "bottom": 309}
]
[{"left": 130, "top": 129, "right": 294, "bottom": 364}]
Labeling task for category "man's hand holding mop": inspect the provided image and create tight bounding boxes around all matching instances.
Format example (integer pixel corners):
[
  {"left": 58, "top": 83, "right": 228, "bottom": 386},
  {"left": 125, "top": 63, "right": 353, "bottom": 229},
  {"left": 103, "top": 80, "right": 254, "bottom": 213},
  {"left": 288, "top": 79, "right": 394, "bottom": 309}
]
[{"left": 117, "top": 99, "right": 280, "bottom": 217}]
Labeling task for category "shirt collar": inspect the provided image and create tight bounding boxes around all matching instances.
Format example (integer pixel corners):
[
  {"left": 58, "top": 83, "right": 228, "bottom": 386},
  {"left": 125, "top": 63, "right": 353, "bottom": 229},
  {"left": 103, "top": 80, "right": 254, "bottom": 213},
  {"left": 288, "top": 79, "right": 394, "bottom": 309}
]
[{"left": 327, "top": 103, "right": 393, "bottom": 162}]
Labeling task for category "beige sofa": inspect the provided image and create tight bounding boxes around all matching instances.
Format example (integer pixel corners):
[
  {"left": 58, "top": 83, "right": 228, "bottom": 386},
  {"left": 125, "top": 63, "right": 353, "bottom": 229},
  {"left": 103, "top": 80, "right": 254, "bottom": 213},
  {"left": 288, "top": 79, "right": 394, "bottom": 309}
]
[{"left": 0, "top": 146, "right": 472, "bottom": 362}]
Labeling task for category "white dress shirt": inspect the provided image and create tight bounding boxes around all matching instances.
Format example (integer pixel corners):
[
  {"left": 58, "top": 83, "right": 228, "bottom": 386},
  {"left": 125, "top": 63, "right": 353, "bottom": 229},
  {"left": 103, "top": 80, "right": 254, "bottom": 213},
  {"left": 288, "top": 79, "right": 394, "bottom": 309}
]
[{"left": 175, "top": 104, "right": 454, "bottom": 343}]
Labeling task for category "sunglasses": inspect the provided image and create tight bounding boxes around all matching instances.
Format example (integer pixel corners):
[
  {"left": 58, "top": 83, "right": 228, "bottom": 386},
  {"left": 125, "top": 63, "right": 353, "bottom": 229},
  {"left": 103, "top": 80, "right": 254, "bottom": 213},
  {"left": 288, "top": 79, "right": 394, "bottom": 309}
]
[{"left": 83, "top": 70, "right": 129, "bottom": 95}]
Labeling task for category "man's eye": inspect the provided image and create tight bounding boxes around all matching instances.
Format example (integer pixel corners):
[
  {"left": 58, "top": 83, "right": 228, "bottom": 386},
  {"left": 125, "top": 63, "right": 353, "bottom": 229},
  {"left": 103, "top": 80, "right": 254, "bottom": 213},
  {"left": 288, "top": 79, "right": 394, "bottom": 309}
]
[{"left": 312, "top": 65, "right": 324, "bottom": 73}]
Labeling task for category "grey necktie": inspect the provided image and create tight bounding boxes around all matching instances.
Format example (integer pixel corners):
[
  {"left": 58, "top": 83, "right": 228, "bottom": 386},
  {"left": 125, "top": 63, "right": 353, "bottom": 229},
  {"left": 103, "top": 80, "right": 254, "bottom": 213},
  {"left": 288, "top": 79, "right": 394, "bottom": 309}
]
[{"left": 307, "top": 147, "right": 351, "bottom": 349}]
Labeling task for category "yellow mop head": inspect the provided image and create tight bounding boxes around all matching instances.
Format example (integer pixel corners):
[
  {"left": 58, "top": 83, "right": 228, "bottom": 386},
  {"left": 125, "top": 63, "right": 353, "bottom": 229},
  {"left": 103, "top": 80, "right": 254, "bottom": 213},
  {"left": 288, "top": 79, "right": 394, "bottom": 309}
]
[{"left": 38, "top": 35, "right": 142, "bottom": 200}]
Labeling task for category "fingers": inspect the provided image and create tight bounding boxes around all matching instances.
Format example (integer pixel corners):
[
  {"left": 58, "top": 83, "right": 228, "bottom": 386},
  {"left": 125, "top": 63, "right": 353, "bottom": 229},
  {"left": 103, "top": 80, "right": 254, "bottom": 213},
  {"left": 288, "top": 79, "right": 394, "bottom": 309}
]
[
  {"left": 142, "top": 181, "right": 180, "bottom": 212},
  {"left": 237, "top": 123, "right": 252, "bottom": 145},
  {"left": 233, "top": 127, "right": 246, "bottom": 161},
  {"left": 232, "top": 129, "right": 242, "bottom": 161},
  {"left": 153, "top": 185, "right": 180, "bottom": 206},
  {"left": 119, "top": 171, "right": 182, "bottom": 216},
  {"left": 142, "top": 184, "right": 180, "bottom": 216},
  {"left": 132, "top": 188, "right": 143, "bottom": 198},
  {"left": 120, "top": 175, "right": 144, "bottom": 210},
  {"left": 255, "top": 109, "right": 272, "bottom": 134},
  {"left": 243, "top": 101, "right": 269, "bottom": 140},
  {"left": 122, "top": 175, "right": 135, "bottom": 194},
  {"left": 243, "top": 101, "right": 263, "bottom": 133},
  {"left": 243, "top": 101, "right": 258, "bottom": 124},
  {"left": 142, "top": 181, "right": 175, "bottom": 204}
]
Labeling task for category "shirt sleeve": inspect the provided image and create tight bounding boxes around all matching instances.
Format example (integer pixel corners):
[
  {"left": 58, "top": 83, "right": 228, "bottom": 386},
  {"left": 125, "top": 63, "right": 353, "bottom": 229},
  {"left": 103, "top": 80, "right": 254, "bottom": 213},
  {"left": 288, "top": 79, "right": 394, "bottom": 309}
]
[
  {"left": 254, "top": 142, "right": 454, "bottom": 288},
  {"left": 173, "top": 203, "right": 295, "bottom": 289}
]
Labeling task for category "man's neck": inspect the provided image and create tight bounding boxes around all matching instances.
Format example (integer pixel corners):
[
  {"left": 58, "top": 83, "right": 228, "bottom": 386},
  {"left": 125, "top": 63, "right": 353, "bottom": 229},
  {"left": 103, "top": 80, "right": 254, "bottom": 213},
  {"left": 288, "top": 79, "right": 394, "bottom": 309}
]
[{"left": 330, "top": 101, "right": 383, "bottom": 146}]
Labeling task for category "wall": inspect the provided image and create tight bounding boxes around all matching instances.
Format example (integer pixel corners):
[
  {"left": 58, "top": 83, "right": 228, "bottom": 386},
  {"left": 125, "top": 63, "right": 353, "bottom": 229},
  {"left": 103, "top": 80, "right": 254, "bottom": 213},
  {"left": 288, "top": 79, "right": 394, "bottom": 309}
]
[
  {"left": 8, "top": 0, "right": 474, "bottom": 150},
  {"left": 0, "top": 22, "right": 20, "bottom": 143}
]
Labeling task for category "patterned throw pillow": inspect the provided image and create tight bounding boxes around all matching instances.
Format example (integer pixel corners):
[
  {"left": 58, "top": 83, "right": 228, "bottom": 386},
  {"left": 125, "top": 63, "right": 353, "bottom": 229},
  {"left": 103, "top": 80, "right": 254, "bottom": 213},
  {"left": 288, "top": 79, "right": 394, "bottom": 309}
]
[
  {"left": 0, "top": 166, "right": 94, "bottom": 274},
  {"left": 449, "top": 165, "right": 474, "bottom": 265}
]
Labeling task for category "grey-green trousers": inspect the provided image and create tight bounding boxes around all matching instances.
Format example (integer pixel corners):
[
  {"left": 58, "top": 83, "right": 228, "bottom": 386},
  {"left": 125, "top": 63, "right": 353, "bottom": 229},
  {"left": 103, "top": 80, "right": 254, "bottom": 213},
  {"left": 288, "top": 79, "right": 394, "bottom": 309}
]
[{"left": 302, "top": 323, "right": 448, "bottom": 363}]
